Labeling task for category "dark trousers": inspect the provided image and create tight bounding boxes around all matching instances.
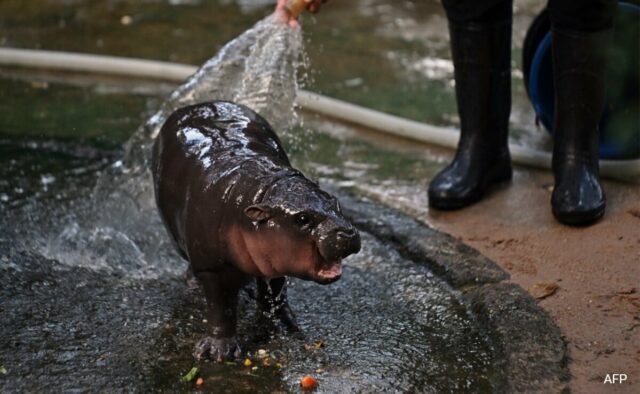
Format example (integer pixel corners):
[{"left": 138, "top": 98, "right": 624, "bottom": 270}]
[{"left": 442, "top": 0, "right": 616, "bottom": 31}]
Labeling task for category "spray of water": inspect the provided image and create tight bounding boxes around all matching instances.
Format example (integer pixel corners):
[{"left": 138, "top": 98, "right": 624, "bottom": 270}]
[{"left": 126, "top": 13, "right": 304, "bottom": 172}]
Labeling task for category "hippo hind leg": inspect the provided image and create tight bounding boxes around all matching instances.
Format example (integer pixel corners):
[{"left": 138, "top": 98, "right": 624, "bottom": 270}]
[
  {"left": 194, "top": 270, "right": 246, "bottom": 362},
  {"left": 256, "top": 277, "right": 299, "bottom": 332}
]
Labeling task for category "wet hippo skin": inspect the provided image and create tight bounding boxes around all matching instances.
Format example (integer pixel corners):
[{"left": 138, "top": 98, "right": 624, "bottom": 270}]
[{"left": 152, "top": 101, "right": 361, "bottom": 361}]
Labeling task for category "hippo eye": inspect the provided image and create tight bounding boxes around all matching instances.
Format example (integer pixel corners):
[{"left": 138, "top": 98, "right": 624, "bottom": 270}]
[{"left": 295, "top": 213, "right": 312, "bottom": 227}]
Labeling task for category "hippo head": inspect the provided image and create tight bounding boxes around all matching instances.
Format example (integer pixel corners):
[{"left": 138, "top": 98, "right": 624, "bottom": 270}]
[{"left": 242, "top": 176, "right": 360, "bottom": 284}]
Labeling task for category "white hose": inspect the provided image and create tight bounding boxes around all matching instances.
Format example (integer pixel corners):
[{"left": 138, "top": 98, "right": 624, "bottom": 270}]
[
  {"left": 0, "top": 47, "right": 638, "bottom": 181},
  {"left": 0, "top": 48, "right": 195, "bottom": 81}
]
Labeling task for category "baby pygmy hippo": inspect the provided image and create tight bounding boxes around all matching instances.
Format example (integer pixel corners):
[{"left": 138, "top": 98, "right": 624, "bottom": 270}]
[{"left": 152, "top": 101, "right": 361, "bottom": 361}]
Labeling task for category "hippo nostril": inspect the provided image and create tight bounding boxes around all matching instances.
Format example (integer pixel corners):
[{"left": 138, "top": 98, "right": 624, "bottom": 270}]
[{"left": 336, "top": 230, "right": 354, "bottom": 240}]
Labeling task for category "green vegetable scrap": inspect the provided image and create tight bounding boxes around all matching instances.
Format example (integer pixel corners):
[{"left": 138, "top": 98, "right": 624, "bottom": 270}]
[
  {"left": 182, "top": 366, "right": 199, "bottom": 382},
  {"left": 0, "top": 365, "right": 6, "bottom": 375}
]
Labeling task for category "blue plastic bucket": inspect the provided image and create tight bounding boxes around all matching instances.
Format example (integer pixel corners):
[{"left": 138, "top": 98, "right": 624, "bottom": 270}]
[{"left": 526, "top": 2, "right": 640, "bottom": 160}]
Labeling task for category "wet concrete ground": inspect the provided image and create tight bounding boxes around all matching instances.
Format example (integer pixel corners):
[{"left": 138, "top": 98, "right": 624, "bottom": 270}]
[{"left": 0, "top": 251, "right": 181, "bottom": 392}]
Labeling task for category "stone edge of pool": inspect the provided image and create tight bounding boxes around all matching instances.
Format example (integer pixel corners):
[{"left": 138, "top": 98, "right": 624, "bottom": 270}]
[{"left": 334, "top": 188, "right": 569, "bottom": 393}]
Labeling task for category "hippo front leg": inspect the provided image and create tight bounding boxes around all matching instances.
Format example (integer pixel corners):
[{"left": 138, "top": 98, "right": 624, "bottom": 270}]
[
  {"left": 256, "top": 277, "right": 299, "bottom": 332},
  {"left": 194, "top": 271, "right": 243, "bottom": 362}
]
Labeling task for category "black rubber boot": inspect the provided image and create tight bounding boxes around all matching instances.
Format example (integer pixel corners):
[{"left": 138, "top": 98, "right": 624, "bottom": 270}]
[
  {"left": 428, "top": 19, "right": 513, "bottom": 210},
  {"left": 550, "top": 28, "right": 610, "bottom": 225}
]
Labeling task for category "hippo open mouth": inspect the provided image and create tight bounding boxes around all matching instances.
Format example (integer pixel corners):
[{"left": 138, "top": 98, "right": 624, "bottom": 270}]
[{"left": 315, "top": 256, "right": 342, "bottom": 284}]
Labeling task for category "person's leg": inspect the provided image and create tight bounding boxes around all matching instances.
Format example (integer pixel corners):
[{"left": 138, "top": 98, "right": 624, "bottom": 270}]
[
  {"left": 429, "top": 0, "right": 513, "bottom": 210},
  {"left": 547, "top": 0, "right": 616, "bottom": 225}
]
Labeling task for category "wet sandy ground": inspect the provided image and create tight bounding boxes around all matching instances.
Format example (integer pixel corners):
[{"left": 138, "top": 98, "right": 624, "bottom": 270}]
[{"left": 427, "top": 168, "right": 640, "bottom": 394}]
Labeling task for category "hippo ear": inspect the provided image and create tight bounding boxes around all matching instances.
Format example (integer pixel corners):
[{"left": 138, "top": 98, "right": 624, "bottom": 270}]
[{"left": 244, "top": 204, "right": 273, "bottom": 222}]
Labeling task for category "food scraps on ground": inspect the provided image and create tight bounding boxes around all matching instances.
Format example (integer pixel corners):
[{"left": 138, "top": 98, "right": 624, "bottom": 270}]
[
  {"left": 303, "top": 340, "right": 325, "bottom": 351},
  {"left": 300, "top": 375, "right": 318, "bottom": 390},
  {"left": 182, "top": 366, "right": 199, "bottom": 382},
  {"left": 244, "top": 358, "right": 252, "bottom": 367},
  {"left": 196, "top": 377, "right": 204, "bottom": 386}
]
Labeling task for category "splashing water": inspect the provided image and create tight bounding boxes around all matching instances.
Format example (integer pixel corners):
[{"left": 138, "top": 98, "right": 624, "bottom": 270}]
[
  {"left": 43, "top": 13, "right": 305, "bottom": 278},
  {"left": 126, "top": 13, "right": 303, "bottom": 172}
]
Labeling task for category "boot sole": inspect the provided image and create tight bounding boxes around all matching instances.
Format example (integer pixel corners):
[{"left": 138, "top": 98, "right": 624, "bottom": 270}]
[
  {"left": 428, "top": 165, "right": 513, "bottom": 211},
  {"left": 552, "top": 204, "right": 605, "bottom": 226}
]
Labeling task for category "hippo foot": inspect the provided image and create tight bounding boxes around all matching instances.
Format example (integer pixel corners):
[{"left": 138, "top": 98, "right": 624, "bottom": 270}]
[{"left": 194, "top": 336, "right": 241, "bottom": 362}]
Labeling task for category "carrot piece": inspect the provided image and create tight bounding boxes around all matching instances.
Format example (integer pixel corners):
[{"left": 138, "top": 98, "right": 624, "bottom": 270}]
[{"left": 300, "top": 375, "right": 318, "bottom": 390}]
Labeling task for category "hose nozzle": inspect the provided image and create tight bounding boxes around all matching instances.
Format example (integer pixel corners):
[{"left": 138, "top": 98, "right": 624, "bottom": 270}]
[{"left": 286, "top": 0, "right": 308, "bottom": 19}]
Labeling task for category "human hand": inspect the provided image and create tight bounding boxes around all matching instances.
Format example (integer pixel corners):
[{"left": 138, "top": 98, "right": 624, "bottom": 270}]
[{"left": 275, "top": 0, "right": 328, "bottom": 27}]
